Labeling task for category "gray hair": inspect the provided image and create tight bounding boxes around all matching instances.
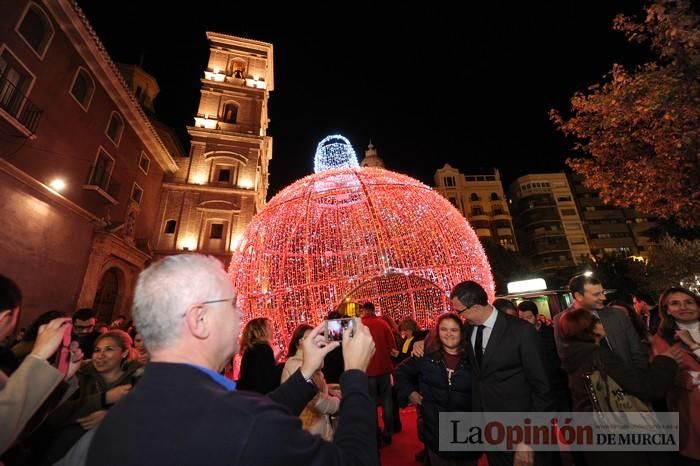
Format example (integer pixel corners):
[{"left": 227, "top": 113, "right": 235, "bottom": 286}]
[{"left": 133, "top": 254, "right": 229, "bottom": 350}]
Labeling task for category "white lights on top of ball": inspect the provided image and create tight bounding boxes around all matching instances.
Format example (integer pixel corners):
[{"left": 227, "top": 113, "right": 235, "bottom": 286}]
[
  {"left": 314, "top": 134, "right": 359, "bottom": 173},
  {"left": 230, "top": 134, "right": 494, "bottom": 346}
]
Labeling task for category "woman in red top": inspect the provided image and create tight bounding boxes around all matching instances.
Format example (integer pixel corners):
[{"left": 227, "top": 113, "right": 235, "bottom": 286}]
[{"left": 651, "top": 287, "right": 700, "bottom": 464}]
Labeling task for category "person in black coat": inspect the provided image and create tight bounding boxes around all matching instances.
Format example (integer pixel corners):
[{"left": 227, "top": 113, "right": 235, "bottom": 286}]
[
  {"left": 236, "top": 317, "right": 281, "bottom": 394},
  {"left": 451, "top": 281, "right": 552, "bottom": 466},
  {"left": 87, "top": 254, "right": 379, "bottom": 466},
  {"left": 559, "top": 308, "right": 683, "bottom": 466},
  {"left": 396, "top": 312, "right": 481, "bottom": 466}
]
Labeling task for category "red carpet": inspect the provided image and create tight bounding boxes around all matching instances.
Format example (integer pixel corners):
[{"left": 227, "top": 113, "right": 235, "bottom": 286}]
[{"left": 380, "top": 407, "right": 488, "bottom": 466}]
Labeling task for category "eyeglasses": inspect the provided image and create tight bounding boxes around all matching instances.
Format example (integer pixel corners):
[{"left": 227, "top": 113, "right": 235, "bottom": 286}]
[
  {"left": 454, "top": 303, "right": 476, "bottom": 314},
  {"left": 201, "top": 298, "right": 236, "bottom": 306}
]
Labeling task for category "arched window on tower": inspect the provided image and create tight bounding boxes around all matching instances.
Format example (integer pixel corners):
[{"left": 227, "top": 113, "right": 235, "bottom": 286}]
[
  {"left": 470, "top": 193, "right": 480, "bottom": 202},
  {"left": 490, "top": 192, "right": 500, "bottom": 201},
  {"left": 221, "top": 102, "right": 238, "bottom": 124}
]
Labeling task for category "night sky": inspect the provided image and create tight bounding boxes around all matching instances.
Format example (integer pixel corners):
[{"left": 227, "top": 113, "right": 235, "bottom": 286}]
[{"left": 77, "top": 1, "right": 650, "bottom": 197}]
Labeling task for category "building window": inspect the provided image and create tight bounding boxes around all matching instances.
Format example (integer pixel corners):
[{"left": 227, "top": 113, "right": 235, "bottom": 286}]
[
  {"left": 490, "top": 192, "right": 500, "bottom": 201},
  {"left": 210, "top": 223, "right": 224, "bottom": 239},
  {"left": 472, "top": 207, "right": 484, "bottom": 216},
  {"left": 221, "top": 102, "right": 238, "bottom": 124},
  {"left": 16, "top": 3, "right": 54, "bottom": 59},
  {"left": 443, "top": 176, "right": 455, "bottom": 187},
  {"left": 561, "top": 208, "right": 577, "bottom": 216},
  {"left": 557, "top": 195, "right": 572, "bottom": 202},
  {"left": 106, "top": 112, "right": 124, "bottom": 146},
  {"left": 87, "top": 149, "right": 114, "bottom": 190},
  {"left": 69, "top": 68, "right": 95, "bottom": 111},
  {"left": 585, "top": 206, "right": 596, "bottom": 212},
  {"left": 138, "top": 152, "right": 150, "bottom": 175},
  {"left": 0, "top": 50, "right": 33, "bottom": 117},
  {"left": 218, "top": 168, "right": 231, "bottom": 183},
  {"left": 130, "top": 183, "right": 143, "bottom": 204},
  {"left": 470, "top": 193, "right": 480, "bottom": 201},
  {"left": 164, "top": 219, "right": 177, "bottom": 235}
]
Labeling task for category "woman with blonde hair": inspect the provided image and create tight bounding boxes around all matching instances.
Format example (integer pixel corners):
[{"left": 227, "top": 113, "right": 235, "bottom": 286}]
[{"left": 236, "top": 317, "right": 280, "bottom": 394}]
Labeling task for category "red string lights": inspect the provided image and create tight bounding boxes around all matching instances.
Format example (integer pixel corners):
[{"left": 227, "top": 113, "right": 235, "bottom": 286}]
[{"left": 229, "top": 137, "right": 494, "bottom": 345}]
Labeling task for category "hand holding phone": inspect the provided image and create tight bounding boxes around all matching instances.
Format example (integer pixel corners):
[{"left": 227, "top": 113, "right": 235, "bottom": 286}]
[
  {"left": 325, "top": 318, "right": 355, "bottom": 342},
  {"left": 53, "top": 323, "right": 72, "bottom": 375},
  {"left": 30, "top": 317, "right": 72, "bottom": 362}
]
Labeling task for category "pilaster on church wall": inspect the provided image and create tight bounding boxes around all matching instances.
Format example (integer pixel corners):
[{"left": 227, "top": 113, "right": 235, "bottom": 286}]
[
  {"left": 182, "top": 191, "right": 204, "bottom": 247},
  {"left": 198, "top": 92, "right": 219, "bottom": 118},
  {"left": 208, "top": 50, "right": 228, "bottom": 72},
  {"left": 237, "top": 195, "right": 256, "bottom": 231},
  {"left": 191, "top": 144, "right": 210, "bottom": 178}
]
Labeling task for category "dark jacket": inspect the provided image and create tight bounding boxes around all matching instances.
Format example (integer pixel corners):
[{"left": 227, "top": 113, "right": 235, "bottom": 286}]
[
  {"left": 467, "top": 311, "right": 553, "bottom": 412},
  {"left": 538, "top": 325, "right": 570, "bottom": 409},
  {"left": 237, "top": 342, "right": 280, "bottom": 394},
  {"left": 396, "top": 353, "right": 480, "bottom": 460},
  {"left": 87, "top": 363, "right": 378, "bottom": 466},
  {"left": 322, "top": 346, "right": 344, "bottom": 384},
  {"left": 560, "top": 341, "right": 677, "bottom": 412},
  {"left": 554, "top": 306, "right": 649, "bottom": 370}
]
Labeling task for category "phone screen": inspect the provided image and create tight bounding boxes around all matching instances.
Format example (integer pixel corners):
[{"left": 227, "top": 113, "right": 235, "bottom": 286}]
[{"left": 325, "top": 318, "right": 354, "bottom": 342}]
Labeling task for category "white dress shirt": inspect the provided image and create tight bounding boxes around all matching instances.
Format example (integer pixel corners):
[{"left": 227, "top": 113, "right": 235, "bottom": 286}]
[{"left": 470, "top": 306, "right": 499, "bottom": 356}]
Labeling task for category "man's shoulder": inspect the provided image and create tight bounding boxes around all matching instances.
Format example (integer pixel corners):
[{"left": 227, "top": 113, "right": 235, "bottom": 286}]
[{"left": 598, "top": 306, "right": 628, "bottom": 322}]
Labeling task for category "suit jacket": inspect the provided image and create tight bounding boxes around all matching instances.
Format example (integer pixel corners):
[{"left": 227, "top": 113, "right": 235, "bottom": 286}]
[
  {"left": 0, "top": 355, "right": 63, "bottom": 454},
  {"left": 554, "top": 306, "right": 649, "bottom": 370},
  {"left": 467, "top": 311, "right": 552, "bottom": 412},
  {"left": 87, "top": 363, "right": 378, "bottom": 466}
]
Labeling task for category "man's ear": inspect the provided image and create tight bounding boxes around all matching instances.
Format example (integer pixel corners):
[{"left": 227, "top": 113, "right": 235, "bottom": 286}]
[{"left": 183, "top": 304, "right": 210, "bottom": 340}]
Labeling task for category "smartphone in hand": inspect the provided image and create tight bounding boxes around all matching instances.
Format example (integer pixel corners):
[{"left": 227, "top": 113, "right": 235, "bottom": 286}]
[
  {"left": 325, "top": 318, "right": 355, "bottom": 342},
  {"left": 53, "top": 324, "right": 72, "bottom": 376}
]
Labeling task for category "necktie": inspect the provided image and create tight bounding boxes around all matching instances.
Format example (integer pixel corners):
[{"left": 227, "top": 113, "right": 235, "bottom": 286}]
[
  {"left": 602, "top": 336, "right": 613, "bottom": 352},
  {"left": 475, "top": 325, "right": 485, "bottom": 366}
]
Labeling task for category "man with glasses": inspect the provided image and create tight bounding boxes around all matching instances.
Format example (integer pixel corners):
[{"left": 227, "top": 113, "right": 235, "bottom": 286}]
[
  {"left": 71, "top": 308, "right": 99, "bottom": 358},
  {"left": 412, "top": 281, "right": 551, "bottom": 466},
  {"left": 88, "top": 254, "right": 378, "bottom": 466}
]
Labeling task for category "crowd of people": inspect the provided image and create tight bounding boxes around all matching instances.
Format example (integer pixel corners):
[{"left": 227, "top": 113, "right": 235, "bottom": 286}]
[{"left": 1, "top": 255, "right": 699, "bottom": 466}]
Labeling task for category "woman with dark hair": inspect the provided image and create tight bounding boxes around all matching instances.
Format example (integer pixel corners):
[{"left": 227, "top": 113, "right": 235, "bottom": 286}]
[
  {"left": 560, "top": 308, "right": 683, "bottom": 466},
  {"left": 651, "top": 287, "right": 700, "bottom": 464},
  {"left": 11, "top": 310, "right": 67, "bottom": 363},
  {"left": 396, "top": 313, "right": 481, "bottom": 466},
  {"left": 396, "top": 318, "right": 421, "bottom": 364},
  {"left": 38, "top": 329, "right": 143, "bottom": 465},
  {"left": 236, "top": 317, "right": 281, "bottom": 394},
  {"left": 281, "top": 324, "right": 340, "bottom": 440}
]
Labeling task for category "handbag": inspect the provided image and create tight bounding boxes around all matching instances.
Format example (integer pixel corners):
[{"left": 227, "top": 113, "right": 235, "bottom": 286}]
[{"left": 582, "top": 355, "right": 650, "bottom": 412}]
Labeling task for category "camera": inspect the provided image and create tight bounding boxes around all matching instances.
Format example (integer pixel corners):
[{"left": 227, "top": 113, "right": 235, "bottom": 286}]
[{"left": 325, "top": 317, "right": 355, "bottom": 342}]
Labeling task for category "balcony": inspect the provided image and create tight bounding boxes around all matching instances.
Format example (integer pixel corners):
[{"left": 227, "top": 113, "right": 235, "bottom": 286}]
[
  {"left": 83, "top": 168, "right": 119, "bottom": 204},
  {"left": 0, "top": 76, "right": 42, "bottom": 135}
]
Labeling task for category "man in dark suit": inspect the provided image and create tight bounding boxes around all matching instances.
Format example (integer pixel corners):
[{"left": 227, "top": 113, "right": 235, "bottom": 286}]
[
  {"left": 87, "top": 254, "right": 378, "bottom": 466},
  {"left": 553, "top": 275, "right": 648, "bottom": 370},
  {"left": 451, "top": 281, "right": 552, "bottom": 466}
]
